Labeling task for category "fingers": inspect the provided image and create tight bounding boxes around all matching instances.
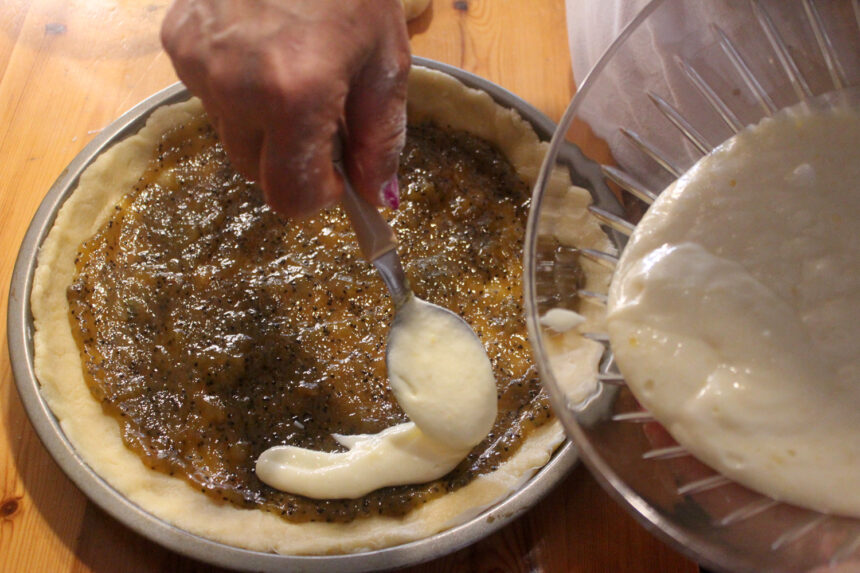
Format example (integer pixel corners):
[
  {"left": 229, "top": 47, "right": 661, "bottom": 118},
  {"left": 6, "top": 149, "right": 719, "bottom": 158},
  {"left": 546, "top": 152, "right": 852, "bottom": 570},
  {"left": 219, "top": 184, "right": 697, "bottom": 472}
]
[
  {"left": 250, "top": 49, "right": 349, "bottom": 217},
  {"left": 161, "top": 0, "right": 211, "bottom": 97},
  {"left": 215, "top": 117, "right": 263, "bottom": 182},
  {"left": 344, "top": 18, "right": 411, "bottom": 208},
  {"left": 259, "top": 120, "right": 343, "bottom": 218}
]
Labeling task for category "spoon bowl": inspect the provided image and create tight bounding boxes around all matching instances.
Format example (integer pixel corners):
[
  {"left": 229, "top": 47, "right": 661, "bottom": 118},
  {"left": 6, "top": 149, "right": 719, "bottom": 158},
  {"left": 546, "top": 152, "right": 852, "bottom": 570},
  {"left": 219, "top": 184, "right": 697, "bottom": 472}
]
[{"left": 333, "top": 159, "right": 497, "bottom": 449}]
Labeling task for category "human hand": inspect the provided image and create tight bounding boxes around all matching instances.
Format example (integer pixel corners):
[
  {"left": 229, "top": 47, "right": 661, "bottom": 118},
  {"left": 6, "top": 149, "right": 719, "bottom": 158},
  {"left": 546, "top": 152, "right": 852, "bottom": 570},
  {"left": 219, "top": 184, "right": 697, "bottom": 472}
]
[{"left": 161, "top": 0, "right": 410, "bottom": 217}]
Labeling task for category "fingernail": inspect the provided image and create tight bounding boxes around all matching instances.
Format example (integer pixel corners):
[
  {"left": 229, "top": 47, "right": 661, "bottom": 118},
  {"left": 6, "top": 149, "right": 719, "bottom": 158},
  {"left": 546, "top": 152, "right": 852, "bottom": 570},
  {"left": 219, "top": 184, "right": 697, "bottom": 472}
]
[{"left": 380, "top": 176, "right": 400, "bottom": 209}]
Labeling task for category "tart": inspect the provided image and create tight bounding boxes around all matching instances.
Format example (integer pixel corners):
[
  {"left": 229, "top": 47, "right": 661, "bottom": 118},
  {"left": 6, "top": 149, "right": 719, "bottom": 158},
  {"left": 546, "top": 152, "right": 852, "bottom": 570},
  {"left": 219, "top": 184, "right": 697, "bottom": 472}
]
[{"left": 31, "top": 67, "right": 609, "bottom": 554}]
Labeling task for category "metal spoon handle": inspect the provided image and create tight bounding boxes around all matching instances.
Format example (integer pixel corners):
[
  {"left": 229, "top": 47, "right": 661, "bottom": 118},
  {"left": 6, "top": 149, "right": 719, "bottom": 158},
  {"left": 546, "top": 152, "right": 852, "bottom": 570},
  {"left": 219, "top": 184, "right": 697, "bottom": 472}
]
[
  {"left": 333, "top": 159, "right": 411, "bottom": 308},
  {"left": 331, "top": 129, "right": 398, "bottom": 261},
  {"left": 339, "top": 177, "right": 397, "bottom": 262}
]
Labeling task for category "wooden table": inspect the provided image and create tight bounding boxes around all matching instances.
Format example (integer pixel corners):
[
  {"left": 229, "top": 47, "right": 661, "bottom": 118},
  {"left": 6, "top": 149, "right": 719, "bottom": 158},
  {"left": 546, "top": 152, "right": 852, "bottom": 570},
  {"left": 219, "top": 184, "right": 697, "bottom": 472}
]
[{"left": 0, "top": 1, "right": 699, "bottom": 571}]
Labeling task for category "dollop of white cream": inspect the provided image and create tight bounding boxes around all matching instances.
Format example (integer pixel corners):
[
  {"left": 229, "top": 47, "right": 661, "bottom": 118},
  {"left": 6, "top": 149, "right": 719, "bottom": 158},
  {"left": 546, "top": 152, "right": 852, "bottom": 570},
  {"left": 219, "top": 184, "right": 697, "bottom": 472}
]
[
  {"left": 255, "top": 423, "right": 469, "bottom": 499},
  {"left": 607, "top": 99, "right": 860, "bottom": 517},
  {"left": 539, "top": 308, "right": 586, "bottom": 333},
  {"left": 256, "top": 296, "right": 497, "bottom": 499}
]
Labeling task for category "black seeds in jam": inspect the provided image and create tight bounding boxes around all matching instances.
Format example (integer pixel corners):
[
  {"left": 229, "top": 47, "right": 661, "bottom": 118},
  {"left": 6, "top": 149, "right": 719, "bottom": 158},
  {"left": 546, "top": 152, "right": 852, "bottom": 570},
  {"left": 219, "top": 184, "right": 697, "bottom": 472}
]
[{"left": 67, "top": 112, "right": 574, "bottom": 523}]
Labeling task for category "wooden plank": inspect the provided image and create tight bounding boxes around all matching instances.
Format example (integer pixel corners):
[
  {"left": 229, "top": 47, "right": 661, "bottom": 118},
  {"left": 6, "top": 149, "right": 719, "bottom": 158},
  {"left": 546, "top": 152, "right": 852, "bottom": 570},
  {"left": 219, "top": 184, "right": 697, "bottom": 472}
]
[
  {"left": 409, "top": 0, "right": 576, "bottom": 122},
  {"left": 0, "top": 1, "right": 30, "bottom": 83}
]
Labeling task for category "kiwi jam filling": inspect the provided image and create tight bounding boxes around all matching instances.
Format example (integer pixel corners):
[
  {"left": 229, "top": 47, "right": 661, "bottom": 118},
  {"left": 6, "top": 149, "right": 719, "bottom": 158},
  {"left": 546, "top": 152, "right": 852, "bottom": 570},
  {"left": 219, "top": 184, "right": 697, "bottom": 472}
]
[{"left": 67, "top": 111, "right": 574, "bottom": 523}]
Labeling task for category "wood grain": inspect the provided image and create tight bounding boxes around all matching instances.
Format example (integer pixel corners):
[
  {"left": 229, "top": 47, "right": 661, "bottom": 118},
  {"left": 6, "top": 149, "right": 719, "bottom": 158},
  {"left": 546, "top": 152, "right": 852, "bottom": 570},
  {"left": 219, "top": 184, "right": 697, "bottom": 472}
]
[{"left": 0, "top": 0, "right": 699, "bottom": 571}]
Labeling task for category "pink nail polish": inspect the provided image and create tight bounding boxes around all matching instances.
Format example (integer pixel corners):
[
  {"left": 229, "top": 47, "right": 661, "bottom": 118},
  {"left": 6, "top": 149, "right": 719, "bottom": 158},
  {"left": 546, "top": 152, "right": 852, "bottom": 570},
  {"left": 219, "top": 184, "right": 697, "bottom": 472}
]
[{"left": 380, "top": 176, "right": 400, "bottom": 209}]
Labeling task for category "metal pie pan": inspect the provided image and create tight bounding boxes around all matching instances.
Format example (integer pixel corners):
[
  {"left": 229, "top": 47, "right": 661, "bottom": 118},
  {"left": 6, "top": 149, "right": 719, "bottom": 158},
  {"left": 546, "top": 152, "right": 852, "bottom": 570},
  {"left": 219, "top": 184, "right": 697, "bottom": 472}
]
[{"left": 7, "top": 57, "right": 601, "bottom": 571}]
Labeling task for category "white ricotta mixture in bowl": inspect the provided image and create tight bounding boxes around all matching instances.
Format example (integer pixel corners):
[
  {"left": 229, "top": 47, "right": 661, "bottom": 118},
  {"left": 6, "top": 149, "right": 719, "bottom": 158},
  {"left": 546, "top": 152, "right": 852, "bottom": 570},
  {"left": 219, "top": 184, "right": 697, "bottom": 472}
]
[{"left": 607, "top": 93, "right": 860, "bottom": 517}]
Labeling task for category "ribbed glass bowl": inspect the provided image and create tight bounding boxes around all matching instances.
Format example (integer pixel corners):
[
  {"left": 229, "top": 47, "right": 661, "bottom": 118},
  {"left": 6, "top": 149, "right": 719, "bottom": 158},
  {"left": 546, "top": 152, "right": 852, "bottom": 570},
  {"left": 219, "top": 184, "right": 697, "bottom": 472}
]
[{"left": 524, "top": 1, "right": 860, "bottom": 572}]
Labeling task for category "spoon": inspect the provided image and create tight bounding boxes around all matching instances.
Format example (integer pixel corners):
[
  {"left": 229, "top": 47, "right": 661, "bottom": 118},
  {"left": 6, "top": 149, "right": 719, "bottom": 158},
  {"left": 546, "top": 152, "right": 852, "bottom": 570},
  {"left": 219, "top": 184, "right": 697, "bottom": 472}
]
[
  {"left": 332, "top": 143, "right": 497, "bottom": 449},
  {"left": 334, "top": 164, "right": 411, "bottom": 309},
  {"left": 331, "top": 146, "right": 469, "bottom": 323}
]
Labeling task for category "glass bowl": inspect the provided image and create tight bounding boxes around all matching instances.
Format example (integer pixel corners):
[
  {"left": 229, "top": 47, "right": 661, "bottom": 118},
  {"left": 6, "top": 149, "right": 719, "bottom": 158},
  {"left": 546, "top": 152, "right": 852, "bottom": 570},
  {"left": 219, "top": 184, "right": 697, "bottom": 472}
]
[{"left": 524, "top": 1, "right": 860, "bottom": 572}]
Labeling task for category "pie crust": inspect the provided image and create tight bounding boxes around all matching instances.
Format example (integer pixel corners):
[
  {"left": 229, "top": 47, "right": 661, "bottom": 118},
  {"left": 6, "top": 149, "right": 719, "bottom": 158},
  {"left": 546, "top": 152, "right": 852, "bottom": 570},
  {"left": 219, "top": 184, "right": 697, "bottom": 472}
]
[{"left": 31, "top": 66, "right": 607, "bottom": 554}]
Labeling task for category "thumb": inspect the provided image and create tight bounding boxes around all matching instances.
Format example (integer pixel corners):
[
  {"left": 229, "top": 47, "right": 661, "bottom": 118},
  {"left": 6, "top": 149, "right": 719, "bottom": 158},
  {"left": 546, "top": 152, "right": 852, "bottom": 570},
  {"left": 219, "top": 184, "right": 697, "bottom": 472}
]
[{"left": 344, "top": 47, "right": 410, "bottom": 209}]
